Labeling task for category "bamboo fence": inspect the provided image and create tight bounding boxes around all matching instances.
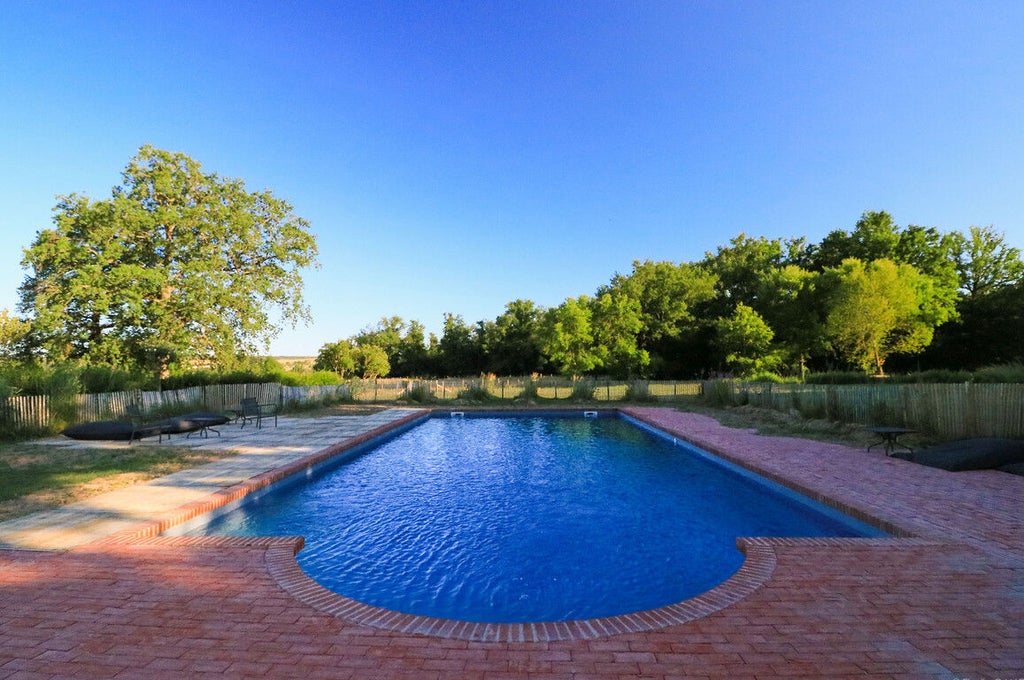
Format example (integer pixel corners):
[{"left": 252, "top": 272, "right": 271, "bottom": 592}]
[
  {"left": 2, "top": 378, "right": 1022, "bottom": 440},
  {"left": 707, "top": 381, "right": 1024, "bottom": 439}
]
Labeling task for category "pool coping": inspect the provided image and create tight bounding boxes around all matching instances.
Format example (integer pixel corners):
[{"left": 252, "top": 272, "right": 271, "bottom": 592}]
[{"left": 79, "top": 406, "right": 935, "bottom": 642}]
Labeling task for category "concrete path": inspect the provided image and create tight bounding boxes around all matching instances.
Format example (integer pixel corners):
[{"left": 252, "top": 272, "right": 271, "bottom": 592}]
[{"left": 0, "top": 409, "right": 422, "bottom": 551}]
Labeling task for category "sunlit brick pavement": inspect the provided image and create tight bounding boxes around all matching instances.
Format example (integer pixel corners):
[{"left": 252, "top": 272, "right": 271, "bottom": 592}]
[{"left": 1, "top": 407, "right": 1021, "bottom": 678}]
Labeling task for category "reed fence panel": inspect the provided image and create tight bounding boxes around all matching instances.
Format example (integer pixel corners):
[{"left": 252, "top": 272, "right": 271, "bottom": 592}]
[
  {"left": 0, "top": 394, "right": 49, "bottom": 430},
  {"left": 708, "top": 381, "right": 1024, "bottom": 439},
  {"left": 5, "top": 378, "right": 1020, "bottom": 440}
]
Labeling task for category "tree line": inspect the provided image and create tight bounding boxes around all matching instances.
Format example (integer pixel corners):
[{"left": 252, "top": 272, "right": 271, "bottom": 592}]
[
  {"left": 3, "top": 146, "right": 1021, "bottom": 384},
  {"left": 315, "top": 212, "right": 1024, "bottom": 380}
]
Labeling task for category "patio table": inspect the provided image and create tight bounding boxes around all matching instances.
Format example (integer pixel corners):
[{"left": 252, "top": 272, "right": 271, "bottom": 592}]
[{"left": 866, "top": 426, "right": 915, "bottom": 456}]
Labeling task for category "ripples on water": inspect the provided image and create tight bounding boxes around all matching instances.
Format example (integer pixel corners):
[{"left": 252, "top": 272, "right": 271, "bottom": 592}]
[{"left": 193, "top": 415, "right": 880, "bottom": 622}]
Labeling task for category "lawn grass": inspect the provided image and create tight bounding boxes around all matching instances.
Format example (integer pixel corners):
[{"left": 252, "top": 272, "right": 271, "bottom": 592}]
[{"left": 0, "top": 442, "right": 239, "bottom": 522}]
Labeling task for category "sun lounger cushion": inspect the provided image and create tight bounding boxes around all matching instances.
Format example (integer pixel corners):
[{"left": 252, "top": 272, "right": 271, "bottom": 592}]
[
  {"left": 62, "top": 421, "right": 162, "bottom": 441},
  {"left": 897, "top": 438, "right": 1024, "bottom": 471}
]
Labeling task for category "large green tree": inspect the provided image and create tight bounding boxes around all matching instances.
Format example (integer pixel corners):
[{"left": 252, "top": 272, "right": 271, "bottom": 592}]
[
  {"left": 590, "top": 291, "right": 648, "bottom": 378},
  {"left": 824, "top": 258, "right": 955, "bottom": 375},
  {"left": 603, "top": 259, "right": 717, "bottom": 351},
  {"left": 436, "top": 313, "right": 486, "bottom": 377},
  {"left": 756, "top": 265, "right": 827, "bottom": 377},
  {"left": 948, "top": 225, "right": 1024, "bottom": 298},
  {"left": 18, "top": 146, "right": 319, "bottom": 374},
  {"left": 313, "top": 339, "right": 356, "bottom": 377},
  {"left": 700, "top": 233, "right": 787, "bottom": 315},
  {"left": 539, "top": 296, "right": 602, "bottom": 378},
  {"left": 482, "top": 299, "right": 545, "bottom": 376},
  {"left": 393, "top": 319, "right": 433, "bottom": 377},
  {"left": 714, "top": 303, "right": 779, "bottom": 377}
]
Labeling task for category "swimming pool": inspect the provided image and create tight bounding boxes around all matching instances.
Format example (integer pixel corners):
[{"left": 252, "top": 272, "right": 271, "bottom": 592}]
[{"left": 174, "top": 412, "right": 886, "bottom": 623}]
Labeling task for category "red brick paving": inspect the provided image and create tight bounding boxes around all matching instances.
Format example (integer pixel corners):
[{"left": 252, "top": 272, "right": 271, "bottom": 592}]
[{"left": 2, "top": 407, "right": 1022, "bottom": 679}]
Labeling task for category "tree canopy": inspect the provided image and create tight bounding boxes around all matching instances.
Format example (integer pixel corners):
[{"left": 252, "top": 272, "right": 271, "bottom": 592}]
[
  {"left": 18, "top": 146, "right": 318, "bottom": 375},
  {"left": 15, "top": 165, "right": 1014, "bottom": 383},
  {"left": 308, "top": 210, "right": 1020, "bottom": 380},
  {"left": 824, "top": 259, "right": 955, "bottom": 375}
]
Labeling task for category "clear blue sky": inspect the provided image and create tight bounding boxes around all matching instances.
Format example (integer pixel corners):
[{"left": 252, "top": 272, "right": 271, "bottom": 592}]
[{"left": 2, "top": 1, "right": 1022, "bottom": 356}]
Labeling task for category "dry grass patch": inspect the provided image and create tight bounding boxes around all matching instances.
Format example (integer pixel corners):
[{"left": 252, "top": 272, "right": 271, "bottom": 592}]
[
  {"left": 0, "top": 443, "right": 240, "bottom": 522},
  {"left": 677, "top": 403, "right": 933, "bottom": 449}
]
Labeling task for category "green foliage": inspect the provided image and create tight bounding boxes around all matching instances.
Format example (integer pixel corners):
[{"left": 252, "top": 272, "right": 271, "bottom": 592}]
[
  {"left": 624, "top": 381, "right": 657, "bottom": 402},
  {"left": 516, "top": 377, "right": 540, "bottom": 402},
  {"left": 403, "top": 384, "right": 437, "bottom": 403},
  {"left": 700, "top": 233, "right": 787, "bottom": 317},
  {"left": 483, "top": 300, "right": 545, "bottom": 376},
  {"left": 0, "top": 364, "right": 80, "bottom": 398},
  {"left": 539, "top": 296, "right": 602, "bottom": 378},
  {"left": 278, "top": 370, "right": 341, "bottom": 387},
  {"left": 590, "top": 292, "right": 649, "bottom": 378},
  {"left": 394, "top": 320, "right": 433, "bottom": 377},
  {"left": 437, "top": 314, "right": 486, "bottom": 377},
  {"left": 18, "top": 145, "right": 318, "bottom": 376},
  {"left": 314, "top": 340, "right": 356, "bottom": 377},
  {"left": 702, "top": 379, "right": 736, "bottom": 407},
  {"left": 353, "top": 345, "right": 390, "bottom": 378},
  {"left": 456, "top": 385, "right": 495, "bottom": 402},
  {"left": 162, "top": 362, "right": 339, "bottom": 389},
  {"left": 714, "top": 303, "right": 780, "bottom": 377},
  {"left": 973, "top": 363, "right": 1024, "bottom": 383},
  {"left": 0, "top": 309, "right": 30, "bottom": 362},
  {"left": 888, "top": 370, "right": 972, "bottom": 384},
  {"left": 811, "top": 210, "right": 904, "bottom": 269},
  {"left": 949, "top": 226, "right": 1024, "bottom": 298},
  {"left": 745, "top": 371, "right": 799, "bottom": 384},
  {"left": 805, "top": 371, "right": 876, "bottom": 384},
  {"left": 604, "top": 259, "right": 717, "bottom": 349},
  {"left": 570, "top": 380, "right": 595, "bottom": 401},
  {"left": 77, "top": 365, "right": 157, "bottom": 393},
  {"left": 824, "top": 258, "right": 956, "bottom": 375},
  {"left": 17, "top": 201, "right": 1012, "bottom": 382}
]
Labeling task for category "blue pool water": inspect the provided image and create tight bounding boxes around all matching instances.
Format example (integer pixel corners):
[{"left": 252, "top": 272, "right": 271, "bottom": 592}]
[{"left": 178, "top": 413, "right": 886, "bottom": 622}]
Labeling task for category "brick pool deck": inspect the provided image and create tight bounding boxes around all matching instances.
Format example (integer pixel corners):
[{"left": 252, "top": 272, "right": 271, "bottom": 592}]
[{"left": 1, "top": 406, "right": 1022, "bottom": 678}]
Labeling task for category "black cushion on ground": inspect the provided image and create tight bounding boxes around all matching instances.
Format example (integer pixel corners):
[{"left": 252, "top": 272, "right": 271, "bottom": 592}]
[
  {"left": 902, "top": 438, "right": 1024, "bottom": 472},
  {"left": 61, "top": 421, "right": 161, "bottom": 441},
  {"left": 998, "top": 462, "right": 1024, "bottom": 476}
]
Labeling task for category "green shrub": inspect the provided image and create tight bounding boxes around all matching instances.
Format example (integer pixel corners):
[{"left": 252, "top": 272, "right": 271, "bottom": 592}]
[
  {"left": 0, "top": 364, "right": 80, "bottom": 399},
  {"left": 973, "top": 363, "right": 1024, "bottom": 383},
  {"left": 404, "top": 384, "right": 436, "bottom": 403},
  {"left": 278, "top": 370, "right": 341, "bottom": 387},
  {"left": 745, "top": 371, "right": 799, "bottom": 384},
  {"left": 517, "top": 378, "right": 539, "bottom": 402},
  {"left": 805, "top": 371, "right": 875, "bottom": 384},
  {"left": 457, "top": 385, "right": 495, "bottom": 402},
  {"left": 624, "top": 381, "right": 656, "bottom": 402},
  {"left": 703, "top": 379, "right": 734, "bottom": 407},
  {"left": 570, "top": 381, "right": 595, "bottom": 401},
  {"left": 78, "top": 365, "right": 156, "bottom": 393},
  {"left": 885, "top": 369, "right": 969, "bottom": 384}
]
